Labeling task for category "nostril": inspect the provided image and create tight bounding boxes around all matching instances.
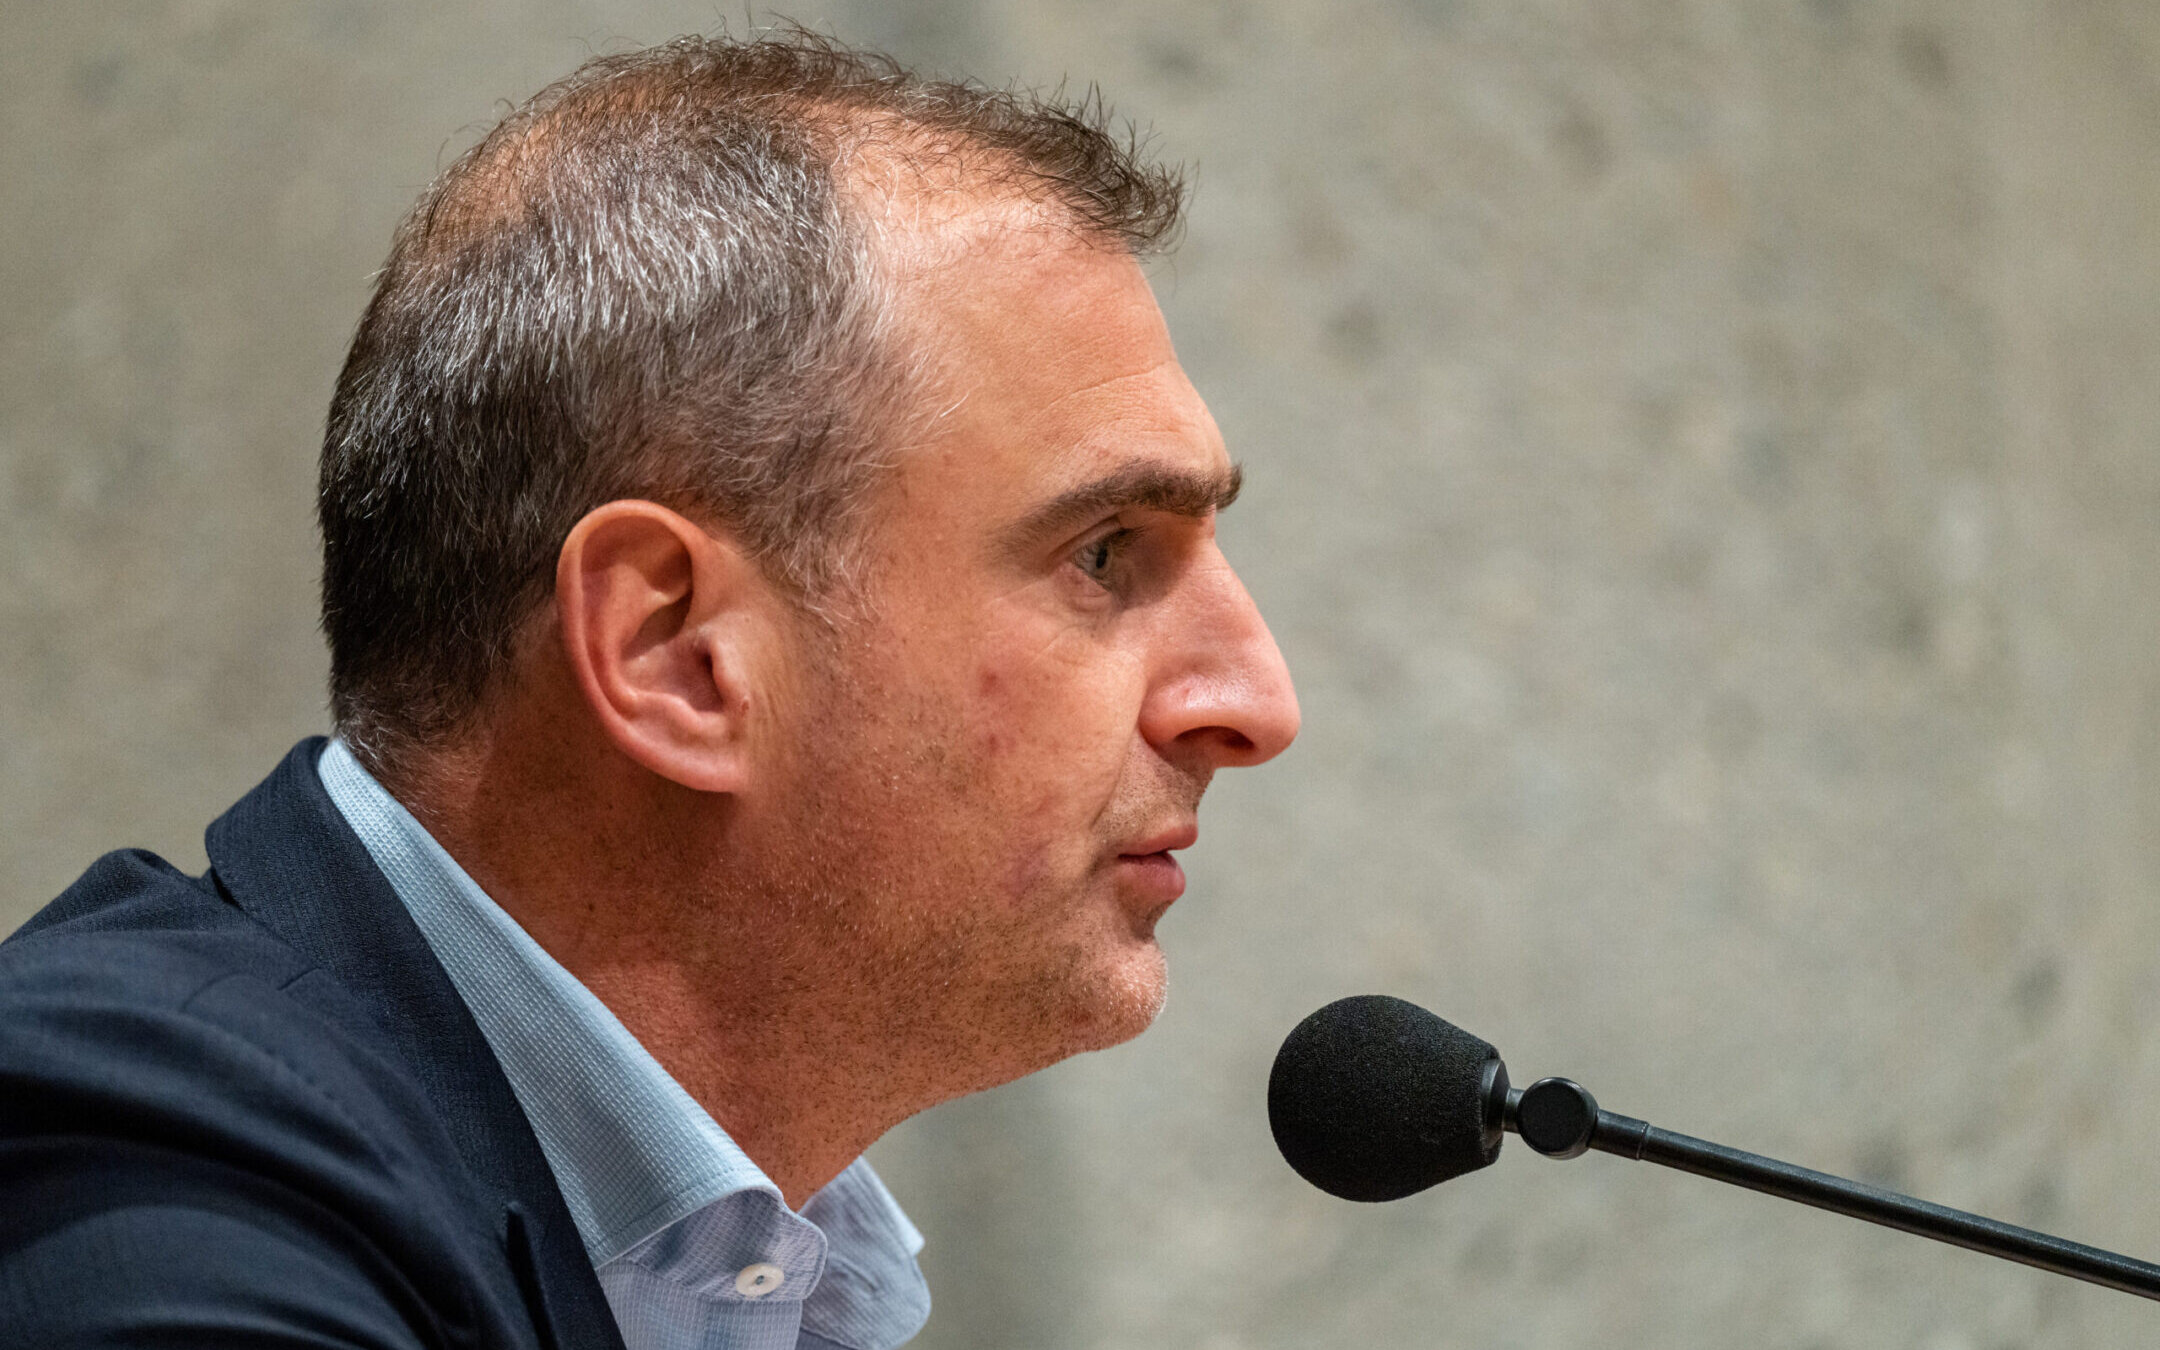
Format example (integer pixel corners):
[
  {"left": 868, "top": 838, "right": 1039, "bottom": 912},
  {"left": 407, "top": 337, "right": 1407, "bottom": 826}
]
[{"left": 1182, "top": 727, "right": 1255, "bottom": 758}]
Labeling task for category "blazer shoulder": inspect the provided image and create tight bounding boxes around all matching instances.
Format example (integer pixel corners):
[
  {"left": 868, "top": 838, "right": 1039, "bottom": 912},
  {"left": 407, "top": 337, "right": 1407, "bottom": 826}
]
[
  {"left": 0, "top": 845, "right": 487, "bottom": 1224},
  {"left": 11, "top": 842, "right": 218, "bottom": 926},
  {"left": 0, "top": 850, "right": 539, "bottom": 1349}
]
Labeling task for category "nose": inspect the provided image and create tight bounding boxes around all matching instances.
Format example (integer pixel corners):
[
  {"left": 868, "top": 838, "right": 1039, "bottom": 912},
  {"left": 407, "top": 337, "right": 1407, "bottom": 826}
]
[{"left": 1138, "top": 547, "right": 1301, "bottom": 772}]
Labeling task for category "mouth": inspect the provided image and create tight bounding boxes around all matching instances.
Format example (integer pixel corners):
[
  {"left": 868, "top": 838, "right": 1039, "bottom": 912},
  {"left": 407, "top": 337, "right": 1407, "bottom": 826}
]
[
  {"left": 1113, "top": 822, "right": 1199, "bottom": 907},
  {"left": 1120, "top": 822, "right": 1200, "bottom": 858}
]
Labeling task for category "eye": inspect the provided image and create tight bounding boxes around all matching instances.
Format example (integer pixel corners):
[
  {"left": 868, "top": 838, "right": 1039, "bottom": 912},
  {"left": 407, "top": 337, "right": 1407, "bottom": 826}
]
[{"left": 1072, "top": 526, "right": 1135, "bottom": 588}]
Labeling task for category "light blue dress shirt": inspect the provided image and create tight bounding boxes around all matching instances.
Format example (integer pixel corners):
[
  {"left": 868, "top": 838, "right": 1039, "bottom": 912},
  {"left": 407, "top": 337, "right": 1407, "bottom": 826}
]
[{"left": 317, "top": 740, "right": 931, "bottom": 1350}]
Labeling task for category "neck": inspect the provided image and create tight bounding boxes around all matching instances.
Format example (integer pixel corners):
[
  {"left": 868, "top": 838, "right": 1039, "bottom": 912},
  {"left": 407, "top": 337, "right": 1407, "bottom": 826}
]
[{"left": 373, "top": 702, "right": 923, "bottom": 1209}]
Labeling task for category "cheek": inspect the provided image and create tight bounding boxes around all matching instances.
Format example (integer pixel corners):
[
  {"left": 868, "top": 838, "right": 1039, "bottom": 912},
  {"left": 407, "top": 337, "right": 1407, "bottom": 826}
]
[
  {"left": 964, "top": 650, "right": 1137, "bottom": 791},
  {"left": 967, "top": 665, "right": 1019, "bottom": 760},
  {"left": 953, "top": 651, "right": 1138, "bottom": 900}
]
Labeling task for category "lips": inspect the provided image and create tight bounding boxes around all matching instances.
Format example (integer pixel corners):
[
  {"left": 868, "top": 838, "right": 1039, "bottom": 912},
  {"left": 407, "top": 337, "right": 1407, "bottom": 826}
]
[
  {"left": 1118, "top": 822, "right": 1199, "bottom": 859},
  {"left": 1112, "top": 822, "right": 1198, "bottom": 910}
]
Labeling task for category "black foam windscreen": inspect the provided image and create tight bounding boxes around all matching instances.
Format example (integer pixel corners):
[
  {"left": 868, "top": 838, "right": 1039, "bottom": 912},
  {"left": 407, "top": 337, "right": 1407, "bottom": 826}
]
[{"left": 1268, "top": 994, "right": 1503, "bottom": 1202}]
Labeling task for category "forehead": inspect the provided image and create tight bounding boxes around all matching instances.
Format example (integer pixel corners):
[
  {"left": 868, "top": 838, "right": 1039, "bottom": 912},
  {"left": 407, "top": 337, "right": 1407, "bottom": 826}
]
[{"left": 879, "top": 214, "right": 1228, "bottom": 536}]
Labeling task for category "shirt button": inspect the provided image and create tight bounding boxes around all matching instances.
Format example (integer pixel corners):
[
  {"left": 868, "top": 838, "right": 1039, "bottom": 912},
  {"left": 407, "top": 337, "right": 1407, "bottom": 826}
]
[{"left": 735, "top": 1263, "right": 786, "bottom": 1299}]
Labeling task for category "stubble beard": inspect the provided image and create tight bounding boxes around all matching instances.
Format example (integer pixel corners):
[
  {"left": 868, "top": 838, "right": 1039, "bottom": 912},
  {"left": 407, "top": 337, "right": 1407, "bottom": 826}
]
[{"left": 751, "top": 637, "right": 1181, "bottom": 1104}]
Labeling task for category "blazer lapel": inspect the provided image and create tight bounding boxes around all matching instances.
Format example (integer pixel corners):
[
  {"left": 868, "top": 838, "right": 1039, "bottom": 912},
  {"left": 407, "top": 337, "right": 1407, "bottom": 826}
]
[{"left": 205, "top": 738, "right": 624, "bottom": 1350}]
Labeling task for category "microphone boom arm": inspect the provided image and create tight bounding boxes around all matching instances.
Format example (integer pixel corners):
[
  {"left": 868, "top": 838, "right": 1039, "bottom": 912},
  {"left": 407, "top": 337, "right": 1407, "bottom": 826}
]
[{"left": 1505, "top": 1076, "right": 2160, "bottom": 1302}]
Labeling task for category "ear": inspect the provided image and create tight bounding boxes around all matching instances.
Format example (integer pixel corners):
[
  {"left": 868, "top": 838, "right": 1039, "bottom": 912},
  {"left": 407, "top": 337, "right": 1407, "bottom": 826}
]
[{"left": 554, "top": 500, "right": 784, "bottom": 795}]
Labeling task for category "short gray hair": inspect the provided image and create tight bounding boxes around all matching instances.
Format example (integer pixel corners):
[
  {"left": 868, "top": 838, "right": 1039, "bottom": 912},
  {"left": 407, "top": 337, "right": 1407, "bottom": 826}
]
[{"left": 319, "top": 29, "right": 1186, "bottom": 767}]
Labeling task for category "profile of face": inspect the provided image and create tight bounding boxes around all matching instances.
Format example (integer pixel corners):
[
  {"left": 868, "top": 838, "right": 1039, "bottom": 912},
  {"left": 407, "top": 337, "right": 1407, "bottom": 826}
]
[{"left": 739, "top": 225, "right": 1301, "bottom": 1090}]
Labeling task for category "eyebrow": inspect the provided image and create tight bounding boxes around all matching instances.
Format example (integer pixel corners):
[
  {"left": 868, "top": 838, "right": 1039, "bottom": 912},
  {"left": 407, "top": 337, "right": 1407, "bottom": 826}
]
[{"left": 1001, "top": 460, "right": 1244, "bottom": 555}]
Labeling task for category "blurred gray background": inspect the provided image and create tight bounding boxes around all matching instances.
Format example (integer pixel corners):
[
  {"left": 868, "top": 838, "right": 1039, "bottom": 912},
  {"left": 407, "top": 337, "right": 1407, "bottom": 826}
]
[{"left": 7, "top": 1, "right": 2160, "bottom": 1346}]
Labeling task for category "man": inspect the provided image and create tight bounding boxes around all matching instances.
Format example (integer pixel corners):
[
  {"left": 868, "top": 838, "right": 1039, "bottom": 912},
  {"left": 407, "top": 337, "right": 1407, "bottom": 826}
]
[{"left": 0, "top": 31, "right": 1297, "bottom": 1350}]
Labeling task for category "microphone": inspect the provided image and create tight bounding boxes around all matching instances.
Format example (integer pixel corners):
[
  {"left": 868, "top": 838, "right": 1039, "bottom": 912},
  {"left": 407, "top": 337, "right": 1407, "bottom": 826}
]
[{"left": 1268, "top": 994, "right": 2160, "bottom": 1301}]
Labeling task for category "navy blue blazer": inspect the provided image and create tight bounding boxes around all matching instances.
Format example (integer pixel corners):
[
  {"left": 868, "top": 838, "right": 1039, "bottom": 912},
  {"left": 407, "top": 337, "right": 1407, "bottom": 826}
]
[{"left": 0, "top": 739, "right": 627, "bottom": 1349}]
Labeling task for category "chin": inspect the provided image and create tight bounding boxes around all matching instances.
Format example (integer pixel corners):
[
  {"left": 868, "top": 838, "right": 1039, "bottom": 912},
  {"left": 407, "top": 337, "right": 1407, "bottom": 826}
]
[
  {"left": 935, "top": 943, "right": 1168, "bottom": 1099},
  {"left": 1062, "top": 942, "right": 1169, "bottom": 1053}
]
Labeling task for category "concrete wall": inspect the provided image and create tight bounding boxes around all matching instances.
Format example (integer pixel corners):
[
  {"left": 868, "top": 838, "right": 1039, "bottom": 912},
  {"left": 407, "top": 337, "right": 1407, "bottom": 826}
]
[{"left": 8, "top": 3, "right": 2160, "bottom": 1346}]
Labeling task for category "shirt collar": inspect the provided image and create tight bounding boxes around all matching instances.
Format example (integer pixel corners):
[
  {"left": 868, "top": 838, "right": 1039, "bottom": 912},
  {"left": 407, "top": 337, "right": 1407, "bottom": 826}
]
[{"left": 315, "top": 739, "right": 927, "bottom": 1344}]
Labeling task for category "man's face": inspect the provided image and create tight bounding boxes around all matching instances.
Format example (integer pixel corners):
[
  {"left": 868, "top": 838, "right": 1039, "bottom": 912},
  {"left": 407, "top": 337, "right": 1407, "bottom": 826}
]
[{"left": 750, "top": 222, "right": 1299, "bottom": 1090}]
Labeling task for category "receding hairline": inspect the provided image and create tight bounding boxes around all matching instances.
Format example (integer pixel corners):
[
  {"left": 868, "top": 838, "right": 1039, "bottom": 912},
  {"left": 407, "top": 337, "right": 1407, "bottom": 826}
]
[{"left": 418, "top": 49, "right": 1184, "bottom": 268}]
